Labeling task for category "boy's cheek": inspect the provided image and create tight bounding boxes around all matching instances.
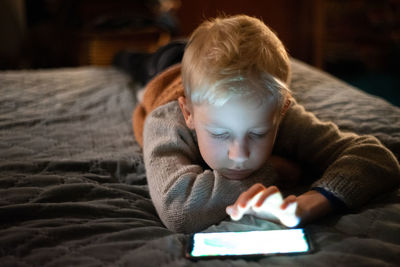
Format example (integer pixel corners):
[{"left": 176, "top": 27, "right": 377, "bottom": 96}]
[
  {"left": 203, "top": 144, "right": 225, "bottom": 163},
  {"left": 198, "top": 138, "right": 226, "bottom": 167},
  {"left": 198, "top": 134, "right": 222, "bottom": 154}
]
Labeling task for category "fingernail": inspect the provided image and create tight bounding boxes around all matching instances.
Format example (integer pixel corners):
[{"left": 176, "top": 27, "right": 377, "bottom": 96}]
[{"left": 226, "top": 206, "right": 232, "bottom": 214}]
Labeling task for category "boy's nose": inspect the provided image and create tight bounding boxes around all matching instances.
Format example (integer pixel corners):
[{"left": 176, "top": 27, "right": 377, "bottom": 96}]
[{"left": 228, "top": 140, "right": 249, "bottom": 163}]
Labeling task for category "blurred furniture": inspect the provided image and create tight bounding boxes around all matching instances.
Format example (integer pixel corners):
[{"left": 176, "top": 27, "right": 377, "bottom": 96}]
[
  {"left": 25, "top": 0, "right": 179, "bottom": 67},
  {"left": 176, "top": 0, "right": 325, "bottom": 68},
  {"left": 323, "top": 0, "right": 398, "bottom": 72},
  {"left": 17, "top": 0, "right": 399, "bottom": 72},
  {"left": 0, "top": 0, "right": 26, "bottom": 69},
  {"left": 176, "top": 0, "right": 399, "bottom": 71},
  {"left": 76, "top": 0, "right": 178, "bottom": 65}
]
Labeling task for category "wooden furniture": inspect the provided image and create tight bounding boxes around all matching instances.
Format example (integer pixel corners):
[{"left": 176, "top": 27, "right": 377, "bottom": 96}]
[
  {"left": 176, "top": 0, "right": 398, "bottom": 71},
  {"left": 23, "top": 0, "right": 397, "bottom": 72}
]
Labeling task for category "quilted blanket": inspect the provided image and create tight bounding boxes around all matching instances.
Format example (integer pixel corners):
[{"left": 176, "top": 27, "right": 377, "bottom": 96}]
[{"left": 0, "top": 59, "right": 399, "bottom": 266}]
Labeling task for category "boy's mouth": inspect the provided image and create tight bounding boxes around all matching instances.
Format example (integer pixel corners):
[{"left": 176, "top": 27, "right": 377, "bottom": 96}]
[{"left": 221, "top": 168, "right": 252, "bottom": 180}]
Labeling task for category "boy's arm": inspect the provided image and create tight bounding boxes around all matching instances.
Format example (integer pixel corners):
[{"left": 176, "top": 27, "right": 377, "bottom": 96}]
[
  {"left": 296, "top": 190, "right": 333, "bottom": 224},
  {"left": 274, "top": 101, "right": 400, "bottom": 210},
  {"left": 143, "top": 101, "right": 276, "bottom": 233}
]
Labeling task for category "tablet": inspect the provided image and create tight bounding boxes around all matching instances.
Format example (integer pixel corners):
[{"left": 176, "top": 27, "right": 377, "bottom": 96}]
[{"left": 186, "top": 228, "right": 312, "bottom": 259}]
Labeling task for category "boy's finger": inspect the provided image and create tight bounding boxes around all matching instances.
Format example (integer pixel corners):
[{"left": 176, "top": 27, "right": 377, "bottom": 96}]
[
  {"left": 237, "top": 183, "right": 265, "bottom": 208},
  {"left": 279, "top": 202, "right": 300, "bottom": 228},
  {"left": 280, "top": 195, "right": 297, "bottom": 209},
  {"left": 226, "top": 205, "right": 233, "bottom": 215},
  {"left": 255, "top": 186, "right": 279, "bottom": 207},
  {"left": 226, "top": 205, "right": 244, "bottom": 221}
]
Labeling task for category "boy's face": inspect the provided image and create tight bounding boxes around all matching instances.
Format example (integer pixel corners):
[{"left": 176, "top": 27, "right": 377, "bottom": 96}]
[{"left": 179, "top": 96, "right": 280, "bottom": 180}]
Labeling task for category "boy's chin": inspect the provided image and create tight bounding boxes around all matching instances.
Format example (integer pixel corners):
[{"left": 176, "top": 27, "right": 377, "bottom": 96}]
[{"left": 219, "top": 169, "right": 253, "bottom": 180}]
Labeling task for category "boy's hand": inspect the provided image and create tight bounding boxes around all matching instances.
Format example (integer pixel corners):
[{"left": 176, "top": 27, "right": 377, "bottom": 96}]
[
  {"left": 226, "top": 183, "right": 333, "bottom": 227},
  {"left": 226, "top": 183, "right": 301, "bottom": 227}
]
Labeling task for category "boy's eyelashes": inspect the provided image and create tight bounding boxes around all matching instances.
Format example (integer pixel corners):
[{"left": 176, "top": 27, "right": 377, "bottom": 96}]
[
  {"left": 249, "top": 132, "right": 267, "bottom": 139},
  {"left": 209, "top": 132, "right": 230, "bottom": 139},
  {"left": 208, "top": 131, "right": 267, "bottom": 140}
]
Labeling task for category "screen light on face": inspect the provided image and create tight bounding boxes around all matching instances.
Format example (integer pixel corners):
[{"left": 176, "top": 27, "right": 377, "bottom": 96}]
[{"left": 191, "top": 229, "right": 309, "bottom": 257}]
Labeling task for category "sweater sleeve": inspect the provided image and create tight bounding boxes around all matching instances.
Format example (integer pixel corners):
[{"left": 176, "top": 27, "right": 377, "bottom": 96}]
[
  {"left": 274, "top": 101, "right": 400, "bottom": 210},
  {"left": 142, "top": 101, "right": 278, "bottom": 233}
]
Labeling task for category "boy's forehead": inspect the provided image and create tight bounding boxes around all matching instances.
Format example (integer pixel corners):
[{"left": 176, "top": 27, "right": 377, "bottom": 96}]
[{"left": 193, "top": 96, "right": 279, "bottom": 127}]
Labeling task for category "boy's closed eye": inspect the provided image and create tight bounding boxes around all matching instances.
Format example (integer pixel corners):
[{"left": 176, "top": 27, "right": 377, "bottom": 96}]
[
  {"left": 249, "top": 132, "right": 268, "bottom": 139},
  {"left": 209, "top": 131, "right": 230, "bottom": 140},
  {"left": 207, "top": 130, "right": 270, "bottom": 140}
]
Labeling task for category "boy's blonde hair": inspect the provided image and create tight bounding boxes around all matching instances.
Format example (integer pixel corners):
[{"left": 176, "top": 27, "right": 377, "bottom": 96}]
[{"left": 182, "top": 15, "right": 291, "bottom": 108}]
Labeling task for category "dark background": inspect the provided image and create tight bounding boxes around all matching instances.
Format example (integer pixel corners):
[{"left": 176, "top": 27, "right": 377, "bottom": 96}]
[{"left": 1, "top": 0, "right": 399, "bottom": 106}]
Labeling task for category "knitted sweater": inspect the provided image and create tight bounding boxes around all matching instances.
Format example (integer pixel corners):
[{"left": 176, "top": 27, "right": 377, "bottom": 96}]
[{"left": 138, "top": 65, "right": 400, "bottom": 233}]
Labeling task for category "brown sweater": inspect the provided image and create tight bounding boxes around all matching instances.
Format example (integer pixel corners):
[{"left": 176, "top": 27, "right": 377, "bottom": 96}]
[
  {"left": 133, "top": 64, "right": 183, "bottom": 147},
  {"left": 134, "top": 64, "right": 400, "bottom": 233}
]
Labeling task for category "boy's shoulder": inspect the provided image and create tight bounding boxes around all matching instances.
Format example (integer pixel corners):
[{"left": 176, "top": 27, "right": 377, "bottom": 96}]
[
  {"left": 276, "top": 99, "right": 334, "bottom": 143},
  {"left": 149, "top": 100, "right": 181, "bottom": 119},
  {"left": 144, "top": 100, "right": 199, "bottom": 153},
  {"left": 280, "top": 99, "right": 302, "bottom": 126},
  {"left": 145, "top": 100, "right": 193, "bottom": 135},
  {"left": 280, "top": 99, "right": 317, "bottom": 127}
]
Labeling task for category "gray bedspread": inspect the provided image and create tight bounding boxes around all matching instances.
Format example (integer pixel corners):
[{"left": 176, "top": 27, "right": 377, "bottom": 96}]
[{"left": 1, "top": 59, "right": 399, "bottom": 266}]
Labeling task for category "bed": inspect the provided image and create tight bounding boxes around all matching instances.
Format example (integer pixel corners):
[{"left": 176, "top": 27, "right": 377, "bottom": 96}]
[{"left": 1, "top": 59, "right": 399, "bottom": 266}]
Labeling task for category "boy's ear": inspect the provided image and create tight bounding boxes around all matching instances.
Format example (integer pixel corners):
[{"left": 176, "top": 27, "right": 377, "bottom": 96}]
[{"left": 178, "top": 96, "right": 195, "bottom": 129}]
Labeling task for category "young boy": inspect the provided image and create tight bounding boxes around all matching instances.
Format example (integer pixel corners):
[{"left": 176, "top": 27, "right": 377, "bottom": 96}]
[{"left": 132, "top": 15, "right": 400, "bottom": 233}]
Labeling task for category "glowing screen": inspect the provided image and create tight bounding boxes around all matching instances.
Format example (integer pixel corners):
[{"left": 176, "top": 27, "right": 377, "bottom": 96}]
[{"left": 190, "top": 229, "right": 310, "bottom": 257}]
